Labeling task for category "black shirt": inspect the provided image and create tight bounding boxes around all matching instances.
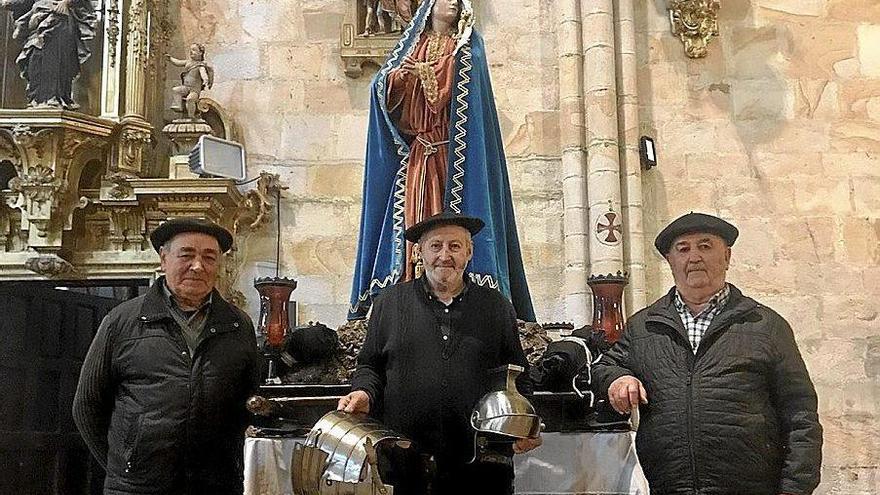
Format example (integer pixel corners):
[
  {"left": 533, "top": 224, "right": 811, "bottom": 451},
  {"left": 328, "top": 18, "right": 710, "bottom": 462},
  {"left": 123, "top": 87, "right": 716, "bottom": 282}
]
[{"left": 352, "top": 276, "right": 528, "bottom": 479}]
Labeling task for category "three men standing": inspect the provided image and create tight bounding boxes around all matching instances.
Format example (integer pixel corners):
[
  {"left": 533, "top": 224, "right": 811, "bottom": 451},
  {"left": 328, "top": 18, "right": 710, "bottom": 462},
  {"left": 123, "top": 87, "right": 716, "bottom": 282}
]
[
  {"left": 71, "top": 212, "right": 822, "bottom": 495},
  {"left": 593, "top": 212, "right": 823, "bottom": 494}
]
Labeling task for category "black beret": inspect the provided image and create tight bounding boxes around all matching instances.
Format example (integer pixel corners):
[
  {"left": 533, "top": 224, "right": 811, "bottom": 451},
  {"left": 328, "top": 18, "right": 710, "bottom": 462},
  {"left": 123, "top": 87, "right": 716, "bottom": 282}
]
[
  {"left": 149, "top": 217, "right": 234, "bottom": 253},
  {"left": 654, "top": 212, "right": 738, "bottom": 255},
  {"left": 404, "top": 210, "right": 485, "bottom": 242}
]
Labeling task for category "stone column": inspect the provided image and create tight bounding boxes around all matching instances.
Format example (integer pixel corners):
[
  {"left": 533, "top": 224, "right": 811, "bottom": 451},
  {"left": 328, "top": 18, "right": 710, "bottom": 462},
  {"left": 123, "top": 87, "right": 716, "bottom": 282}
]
[
  {"left": 582, "top": 0, "right": 625, "bottom": 278},
  {"left": 559, "top": 0, "right": 590, "bottom": 324},
  {"left": 615, "top": 0, "right": 647, "bottom": 313}
]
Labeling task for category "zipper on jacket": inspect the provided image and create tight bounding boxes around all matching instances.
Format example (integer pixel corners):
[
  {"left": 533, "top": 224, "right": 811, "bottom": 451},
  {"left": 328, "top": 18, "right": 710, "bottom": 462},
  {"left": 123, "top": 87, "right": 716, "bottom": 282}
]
[{"left": 686, "top": 360, "right": 699, "bottom": 493}]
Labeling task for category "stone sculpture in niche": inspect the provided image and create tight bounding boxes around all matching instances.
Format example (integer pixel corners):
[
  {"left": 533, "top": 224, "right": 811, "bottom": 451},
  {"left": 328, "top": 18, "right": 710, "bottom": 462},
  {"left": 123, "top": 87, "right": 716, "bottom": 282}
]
[
  {"left": 0, "top": 0, "right": 98, "bottom": 108},
  {"left": 361, "top": 0, "right": 420, "bottom": 36},
  {"left": 166, "top": 43, "right": 214, "bottom": 120}
]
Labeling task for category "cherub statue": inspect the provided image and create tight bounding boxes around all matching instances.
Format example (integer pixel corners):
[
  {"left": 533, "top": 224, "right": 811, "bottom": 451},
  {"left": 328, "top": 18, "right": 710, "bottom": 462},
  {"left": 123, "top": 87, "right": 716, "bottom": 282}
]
[{"left": 165, "top": 43, "right": 214, "bottom": 120}]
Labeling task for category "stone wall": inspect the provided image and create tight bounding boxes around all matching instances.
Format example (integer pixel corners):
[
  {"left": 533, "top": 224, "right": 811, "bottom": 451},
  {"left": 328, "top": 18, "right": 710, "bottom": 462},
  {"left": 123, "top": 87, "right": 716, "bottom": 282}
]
[
  {"left": 177, "top": 0, "right": 878, "bottom": 492},
  {"left": 636, "top": 1, "right": 880, "bottom": 492}
]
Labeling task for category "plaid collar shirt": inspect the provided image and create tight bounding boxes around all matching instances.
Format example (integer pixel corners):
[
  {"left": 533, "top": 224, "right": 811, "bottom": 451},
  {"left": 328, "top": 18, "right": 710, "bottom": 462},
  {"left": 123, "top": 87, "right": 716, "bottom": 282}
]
[{"left": 673, "top": 284, "right": 730, "bottom": 352}]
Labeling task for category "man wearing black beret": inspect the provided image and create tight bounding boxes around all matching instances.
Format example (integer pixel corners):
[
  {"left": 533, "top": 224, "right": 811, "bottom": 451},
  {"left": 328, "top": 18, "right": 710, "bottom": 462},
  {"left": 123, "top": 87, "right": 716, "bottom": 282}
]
[
  {"left": 593, "top": 212, "right": 823, "bottom": 495},
  {"left": 337, "top": 210, "right": 542, "bottom": 494},
  {"left": 73, "top": 217, "right": 261, "bottom": 494}
]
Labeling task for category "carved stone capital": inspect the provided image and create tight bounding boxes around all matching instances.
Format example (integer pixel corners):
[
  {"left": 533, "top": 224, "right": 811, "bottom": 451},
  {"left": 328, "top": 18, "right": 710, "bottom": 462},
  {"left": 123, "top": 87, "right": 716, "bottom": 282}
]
[
  {"left": 10, "top": 124, "right": 48, "bottom": 162},
  {"left": 9, "top": 165, "right": 67, "bottom": 204},
  {"left": 116, "top": 122, "right": 153, "bottom": 175},
  {"left": 668, "top": 0, "right": 720, "bottom": 59},
  {"left": 25, "top": 254, "right": 75, "bottom": 278},
  {"left": 105, "top": 172, "right": 136, "bottom": 200},
  {"left": 9, "top": 166, "right": 68, "bottom": 238}
]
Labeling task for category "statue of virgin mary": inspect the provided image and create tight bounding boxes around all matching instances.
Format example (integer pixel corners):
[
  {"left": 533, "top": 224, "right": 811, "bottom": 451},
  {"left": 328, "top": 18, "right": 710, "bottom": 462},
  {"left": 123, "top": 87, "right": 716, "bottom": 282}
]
[{"left": 349, "top": 0, "right": 536, "bottom": 322}]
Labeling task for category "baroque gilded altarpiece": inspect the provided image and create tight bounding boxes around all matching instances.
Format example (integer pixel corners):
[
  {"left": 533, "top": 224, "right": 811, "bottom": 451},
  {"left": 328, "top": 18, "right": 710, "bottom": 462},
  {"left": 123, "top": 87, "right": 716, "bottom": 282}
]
[{"left": 0, "top": 0, "right": 279, "bottom": 307}]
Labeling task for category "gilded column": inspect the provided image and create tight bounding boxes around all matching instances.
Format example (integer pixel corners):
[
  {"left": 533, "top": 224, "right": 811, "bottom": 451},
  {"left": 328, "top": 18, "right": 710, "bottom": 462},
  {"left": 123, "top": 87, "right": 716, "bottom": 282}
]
[
  {"left": 124, "top": 0, "right": 150, "bottom": 119},
  {"left": 116, "top": 0, "right": 152, "bottom": 176},
  {"left": 100, "top": 0, "right": 124, "bottom": 119}
]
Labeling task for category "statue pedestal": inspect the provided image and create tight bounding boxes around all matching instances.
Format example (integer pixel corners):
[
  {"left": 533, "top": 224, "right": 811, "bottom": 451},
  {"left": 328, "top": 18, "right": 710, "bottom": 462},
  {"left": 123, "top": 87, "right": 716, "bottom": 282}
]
[
  {"left": 168, "top": 155, "right": 199, "bottom": 179},
  {"left": 162, "top": 118, "right": 213, "bottom": 150},
  {"left": 162, "top": 118, "right": 213, "bottom": 179}
]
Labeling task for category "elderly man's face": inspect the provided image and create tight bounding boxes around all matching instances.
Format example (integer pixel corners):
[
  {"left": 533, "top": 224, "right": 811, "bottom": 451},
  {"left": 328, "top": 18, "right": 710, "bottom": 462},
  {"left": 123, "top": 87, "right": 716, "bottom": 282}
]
[
  {"left": 665, "top": 232, "right": 731, "bottom": 297},
  {"left": 160, "top": 232, "right": 221, "bottom": 306},
  {"left": 419, "top": 224, "right": 473, "bottom": 289}
]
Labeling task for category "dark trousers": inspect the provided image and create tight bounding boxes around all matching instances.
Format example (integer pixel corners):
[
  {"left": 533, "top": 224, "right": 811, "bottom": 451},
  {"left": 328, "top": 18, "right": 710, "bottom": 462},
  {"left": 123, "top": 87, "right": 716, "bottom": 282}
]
[
  {"left": 434, "top": 462, "right": 514, "bottom": 495},
  {"left": 381, "top": 449, "right": 514, "bottom": 495}
]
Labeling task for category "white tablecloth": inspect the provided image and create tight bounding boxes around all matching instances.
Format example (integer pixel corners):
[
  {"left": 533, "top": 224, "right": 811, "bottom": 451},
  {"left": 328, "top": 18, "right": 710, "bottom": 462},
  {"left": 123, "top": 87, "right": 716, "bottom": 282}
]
[{"left": 244, "top": 431, "right": 649, "bottom": 495}]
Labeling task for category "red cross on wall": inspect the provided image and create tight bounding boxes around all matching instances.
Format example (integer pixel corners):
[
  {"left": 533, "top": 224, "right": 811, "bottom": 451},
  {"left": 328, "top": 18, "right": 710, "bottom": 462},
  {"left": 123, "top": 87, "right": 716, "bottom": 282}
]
[{"left": 596, "top": 211, "right": 622, "bottom": 245}]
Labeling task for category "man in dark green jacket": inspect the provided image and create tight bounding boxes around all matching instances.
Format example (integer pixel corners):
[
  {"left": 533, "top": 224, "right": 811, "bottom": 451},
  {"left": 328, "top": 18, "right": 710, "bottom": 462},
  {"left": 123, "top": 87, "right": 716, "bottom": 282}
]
[
  {"left": 593, "top": 212, "right": 822, "bottom": 495},
  {"left": 72, "top": 218, "right": 262, "bottom": 495}
]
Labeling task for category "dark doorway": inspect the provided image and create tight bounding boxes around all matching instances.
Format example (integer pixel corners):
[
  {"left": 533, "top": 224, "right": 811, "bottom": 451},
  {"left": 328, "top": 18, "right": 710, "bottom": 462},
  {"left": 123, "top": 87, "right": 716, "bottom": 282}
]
[{"left": 0, "top": 280, "right": 148, "bottom": 495}]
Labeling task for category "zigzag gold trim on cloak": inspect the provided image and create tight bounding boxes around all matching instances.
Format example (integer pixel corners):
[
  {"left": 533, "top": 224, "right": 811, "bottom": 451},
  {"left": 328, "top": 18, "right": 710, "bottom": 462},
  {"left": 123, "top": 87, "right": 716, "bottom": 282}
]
[
  {"left": 469, "top": 272, "right": 499, "bottom": 290},
  {"left": 349, "top": 271, "right": 500, "bottom": 317},
  {"left": 448, "top": 42, "right": 473, "bottom": 214},
  {"left": 349, "top": 270, "right": 400, "bottom": 315}
]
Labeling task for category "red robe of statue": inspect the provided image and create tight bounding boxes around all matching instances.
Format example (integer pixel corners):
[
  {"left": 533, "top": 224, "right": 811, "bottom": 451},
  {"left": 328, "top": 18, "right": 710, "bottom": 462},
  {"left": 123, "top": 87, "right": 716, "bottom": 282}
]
[{"left": 387, "top": 31, "right": 457, "bottom": 280}]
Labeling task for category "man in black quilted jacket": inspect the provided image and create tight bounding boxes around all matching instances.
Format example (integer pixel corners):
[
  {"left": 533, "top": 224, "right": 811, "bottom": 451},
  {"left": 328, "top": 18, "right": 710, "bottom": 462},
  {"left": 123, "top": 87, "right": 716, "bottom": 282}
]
[
  {"left": 73, "top": 218, "right": 261, "bottom": 495},
  {"left": 593, "top": 212, "right": 822, "bottom": 495}
]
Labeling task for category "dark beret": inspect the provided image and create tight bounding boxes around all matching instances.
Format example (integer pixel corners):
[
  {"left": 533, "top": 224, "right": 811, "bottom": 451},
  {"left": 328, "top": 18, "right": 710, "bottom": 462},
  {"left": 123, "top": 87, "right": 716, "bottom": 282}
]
[
  {"left": 149, "top": 217, "right": 234, "bottom": 253},
  {"left": 654, "top": 212, "right": 738, "bottom": 255},
  {"left": 404, "top": 210, "right": 485, "bottom": 242}
]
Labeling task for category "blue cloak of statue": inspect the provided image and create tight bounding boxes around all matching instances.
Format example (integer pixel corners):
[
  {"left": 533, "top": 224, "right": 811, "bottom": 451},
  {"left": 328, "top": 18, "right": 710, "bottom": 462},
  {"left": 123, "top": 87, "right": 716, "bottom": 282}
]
[{"left": 348, "top": 0, "right": 536, "bottom": 321}]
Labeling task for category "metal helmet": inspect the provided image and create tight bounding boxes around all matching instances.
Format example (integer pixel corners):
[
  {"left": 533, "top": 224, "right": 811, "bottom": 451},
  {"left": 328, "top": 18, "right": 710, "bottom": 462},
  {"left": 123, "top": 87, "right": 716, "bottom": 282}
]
[
  {"left": 470, "top": 365, "right": 543, "bottom": 439},
  {"left": 292, "top": 410, "right": 412, "bottom": 495}
]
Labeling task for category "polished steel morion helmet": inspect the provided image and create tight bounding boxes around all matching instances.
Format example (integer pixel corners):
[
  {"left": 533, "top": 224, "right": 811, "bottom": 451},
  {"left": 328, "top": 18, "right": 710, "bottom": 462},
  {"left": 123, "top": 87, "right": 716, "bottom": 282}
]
[{"left": 470, "top": 364, "right": 543, "bottom": 439}]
